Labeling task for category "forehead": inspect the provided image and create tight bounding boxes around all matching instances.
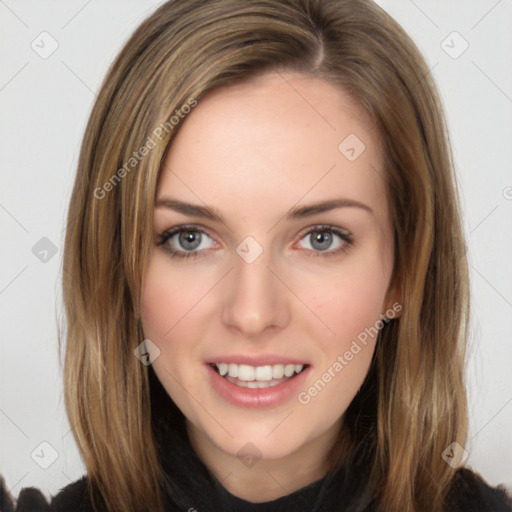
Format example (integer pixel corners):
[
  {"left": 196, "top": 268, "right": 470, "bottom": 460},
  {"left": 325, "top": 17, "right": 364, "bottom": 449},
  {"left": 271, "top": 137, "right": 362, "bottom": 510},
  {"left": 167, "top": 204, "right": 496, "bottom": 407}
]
[{"left": 157, "top": 71, "right": 387, "bottom": 225}]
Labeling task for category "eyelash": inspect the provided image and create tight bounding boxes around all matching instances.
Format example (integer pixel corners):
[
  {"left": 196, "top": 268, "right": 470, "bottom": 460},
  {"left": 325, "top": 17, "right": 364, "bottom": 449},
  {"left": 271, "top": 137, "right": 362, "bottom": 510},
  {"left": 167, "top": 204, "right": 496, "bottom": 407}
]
[{"left": 156, "top": 224, "right": 354, "bottom": 260}]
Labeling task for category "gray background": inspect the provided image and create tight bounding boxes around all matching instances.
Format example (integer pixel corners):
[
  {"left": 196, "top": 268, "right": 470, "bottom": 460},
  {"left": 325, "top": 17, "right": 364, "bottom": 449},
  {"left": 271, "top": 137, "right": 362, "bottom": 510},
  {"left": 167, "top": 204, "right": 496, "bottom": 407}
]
[{"left": 1, "top": 0, "right": 511, "bottom": 501}]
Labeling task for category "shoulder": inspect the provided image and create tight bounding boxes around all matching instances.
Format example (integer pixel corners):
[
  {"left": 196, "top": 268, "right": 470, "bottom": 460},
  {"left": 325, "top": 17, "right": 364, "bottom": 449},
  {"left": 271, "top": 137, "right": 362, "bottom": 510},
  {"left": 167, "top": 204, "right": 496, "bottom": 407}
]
[
  {"left": 48, "top": 476, "right": 98, "bottom": 512},
  {"left": 1, "top": 473, "right": 50, "bottom": 512},
  {"left": 2, "top": 474, "right": 101, "bottom": 512},
  {"left": 446, "top": 466, "right": 512, "bottom": 511}
]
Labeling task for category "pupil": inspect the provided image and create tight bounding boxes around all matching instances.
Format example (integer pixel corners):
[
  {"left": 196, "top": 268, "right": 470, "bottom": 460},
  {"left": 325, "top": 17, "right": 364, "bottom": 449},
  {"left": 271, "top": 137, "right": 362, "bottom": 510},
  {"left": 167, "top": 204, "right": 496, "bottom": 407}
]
[
  {"left": 312, "top": 231, "right": 332, "bottom": 251},
  {"left": 180, "top": 231, "right": 201, "bottom": 250}
]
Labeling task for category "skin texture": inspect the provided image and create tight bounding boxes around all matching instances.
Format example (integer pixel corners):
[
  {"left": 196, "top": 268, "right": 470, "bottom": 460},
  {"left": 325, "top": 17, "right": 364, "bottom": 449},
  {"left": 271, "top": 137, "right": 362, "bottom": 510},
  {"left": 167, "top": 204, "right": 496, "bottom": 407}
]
[{"left": 141, "top": 70, "right": 401, "bottom": 503}]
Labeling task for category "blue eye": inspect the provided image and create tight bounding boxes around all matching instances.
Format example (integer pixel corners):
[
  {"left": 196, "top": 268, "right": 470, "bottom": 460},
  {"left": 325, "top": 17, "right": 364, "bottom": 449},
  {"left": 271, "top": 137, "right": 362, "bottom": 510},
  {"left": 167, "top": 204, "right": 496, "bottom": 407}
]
[
  {"left": 297, "top": 225, "right": 353, "bottom": 257},
  {"left": 156, "top": 226, "right": 214, "bottom": 259},
  {"left": 156, "top": 224, "right": 353, "bottom": 260}
]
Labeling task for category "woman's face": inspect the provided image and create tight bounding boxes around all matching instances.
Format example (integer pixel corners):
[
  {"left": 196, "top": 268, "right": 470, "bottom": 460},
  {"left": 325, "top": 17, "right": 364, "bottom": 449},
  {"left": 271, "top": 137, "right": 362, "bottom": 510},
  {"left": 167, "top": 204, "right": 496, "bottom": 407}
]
[{"left": 141, "top": 70, "right": 399, "bottom": 465}]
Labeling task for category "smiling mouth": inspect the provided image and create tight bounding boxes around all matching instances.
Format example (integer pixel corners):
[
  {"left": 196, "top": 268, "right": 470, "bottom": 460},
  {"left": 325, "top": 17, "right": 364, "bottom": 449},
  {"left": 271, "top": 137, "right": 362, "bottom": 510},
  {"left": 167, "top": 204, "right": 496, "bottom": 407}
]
[{"left": 209, "top": 362, "right": 309, "bottom": 388}]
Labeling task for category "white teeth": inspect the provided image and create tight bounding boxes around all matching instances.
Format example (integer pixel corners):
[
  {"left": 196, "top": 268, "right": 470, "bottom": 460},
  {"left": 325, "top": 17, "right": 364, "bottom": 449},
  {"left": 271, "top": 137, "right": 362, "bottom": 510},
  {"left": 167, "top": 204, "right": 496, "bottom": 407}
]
[
  {"left": 214, "top": 362, "right": 306, "bottom": 382},
  {"left": 228, "top": 363, "right": 238, "bottom": 378},
  {"left": 272, "top": 365, "right": 284, "bottom": 379},
  {"left": 238, "top": 364, "right": 255, "bottom": 381},
  {"left": 255, "top": 365, "right": 272, "bottom": 380},
  {"left": 284, "top": 364, "right": 295, "bottom": 377},
  {"left": 223, "top": 375, "right": 286, "bottom": 388}
]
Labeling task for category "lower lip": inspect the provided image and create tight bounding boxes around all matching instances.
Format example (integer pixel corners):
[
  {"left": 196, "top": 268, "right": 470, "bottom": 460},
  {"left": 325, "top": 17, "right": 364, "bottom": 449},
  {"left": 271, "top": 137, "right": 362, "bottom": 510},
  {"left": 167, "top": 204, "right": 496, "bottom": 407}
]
[{"left": 205, "top": 363, "right": 311, "bottom": 409}]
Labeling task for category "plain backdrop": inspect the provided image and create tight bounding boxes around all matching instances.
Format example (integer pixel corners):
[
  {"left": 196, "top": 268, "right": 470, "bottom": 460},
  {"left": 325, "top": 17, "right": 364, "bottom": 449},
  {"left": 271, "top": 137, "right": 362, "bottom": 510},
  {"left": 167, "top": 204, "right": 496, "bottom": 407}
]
[{"left": 1, "top": 0, "right": 511, "bottom": 502}]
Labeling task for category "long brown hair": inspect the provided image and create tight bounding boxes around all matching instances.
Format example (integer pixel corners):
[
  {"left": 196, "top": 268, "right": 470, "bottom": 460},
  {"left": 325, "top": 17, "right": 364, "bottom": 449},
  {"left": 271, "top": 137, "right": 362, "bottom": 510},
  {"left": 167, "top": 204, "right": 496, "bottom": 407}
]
[{"left": 60, "top": 0, "right": 469, "bottom": 510}]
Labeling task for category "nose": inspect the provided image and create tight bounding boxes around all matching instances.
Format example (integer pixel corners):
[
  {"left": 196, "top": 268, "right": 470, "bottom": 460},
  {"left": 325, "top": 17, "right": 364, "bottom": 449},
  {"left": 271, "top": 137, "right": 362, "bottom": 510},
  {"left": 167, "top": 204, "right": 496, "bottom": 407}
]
[{"left": 221, "top": 246, "right": 290, "bottom": 339}]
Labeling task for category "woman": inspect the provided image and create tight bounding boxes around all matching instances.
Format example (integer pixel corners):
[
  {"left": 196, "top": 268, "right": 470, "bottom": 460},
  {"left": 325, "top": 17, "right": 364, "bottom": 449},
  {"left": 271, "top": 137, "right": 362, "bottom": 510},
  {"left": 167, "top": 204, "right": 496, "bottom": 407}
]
[{"left": 6, "top": 0, "right": 512, "bottom": 510}]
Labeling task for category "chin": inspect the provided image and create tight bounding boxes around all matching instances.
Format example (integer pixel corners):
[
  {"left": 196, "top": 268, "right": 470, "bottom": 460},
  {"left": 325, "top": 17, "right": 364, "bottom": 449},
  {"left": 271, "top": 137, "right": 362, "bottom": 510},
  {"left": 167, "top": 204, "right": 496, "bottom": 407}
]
[{"left": 196, "top": 411, "right": 320, "bottom": 459}]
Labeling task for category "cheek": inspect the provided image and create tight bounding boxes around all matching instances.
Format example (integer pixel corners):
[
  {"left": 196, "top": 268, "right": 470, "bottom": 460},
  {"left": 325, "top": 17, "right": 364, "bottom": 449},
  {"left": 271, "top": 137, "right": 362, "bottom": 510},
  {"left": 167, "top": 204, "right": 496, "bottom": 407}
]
[
  {"left": 303, "top": 261, "right": 390, "bottom": 344},
  {"left": 295, "top": 265, "right": 384, "bottom": 417},
  {"left": 140, "top": 255, "right": 206, "bottom": 339},
  {"left": 140, "top": 256, "right": 207, "bottom": 415}
]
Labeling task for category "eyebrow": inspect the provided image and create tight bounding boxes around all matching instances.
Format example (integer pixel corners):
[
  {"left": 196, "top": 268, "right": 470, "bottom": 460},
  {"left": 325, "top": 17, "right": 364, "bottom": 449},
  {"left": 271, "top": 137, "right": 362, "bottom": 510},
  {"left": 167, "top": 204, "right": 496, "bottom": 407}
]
[{"left": 155, "top": 197, "right": 374, "bottom": 222}]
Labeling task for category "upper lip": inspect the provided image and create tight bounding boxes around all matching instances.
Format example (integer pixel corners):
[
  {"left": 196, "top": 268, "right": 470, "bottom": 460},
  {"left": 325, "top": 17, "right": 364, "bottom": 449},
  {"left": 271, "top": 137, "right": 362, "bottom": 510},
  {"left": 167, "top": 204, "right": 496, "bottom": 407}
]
[{"left": 207, "top": 354, "right": 310, "bottom": 366}]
